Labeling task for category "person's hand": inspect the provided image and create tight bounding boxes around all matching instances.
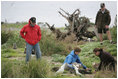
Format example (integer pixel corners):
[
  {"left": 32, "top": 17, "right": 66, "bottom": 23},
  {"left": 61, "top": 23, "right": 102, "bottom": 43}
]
[
  {"left": 105, "top": 25, "right": 109, "bottom": 28},
  {"left": 85, "top": 68, "right": 90, "bottom": 71}
]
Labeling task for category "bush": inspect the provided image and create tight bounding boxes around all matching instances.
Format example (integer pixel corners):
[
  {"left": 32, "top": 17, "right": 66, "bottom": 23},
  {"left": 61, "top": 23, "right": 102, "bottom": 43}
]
[
  {"left": 21, "top": 59, "right": 51, "bottom": 78},
  {"left": 2, "top": 31, "right": 25, "bottom": 49},
  {"left": 110, "top": 27, "right": 117, "bottom": 42},
  {"left": 1, "top": 61, "right": 13, "bottom": 78},
  {"left": 103, "top": 27, "right": 117, "bottom": 42},
  {"left": 39, "top": 31, "right": 68, "bottom": 56},
  {"left": 1, "top": 30, "right": 14, "bottom": 44},
  {"left": 1, "top": 59, "right": 51, "bottom": 78}
]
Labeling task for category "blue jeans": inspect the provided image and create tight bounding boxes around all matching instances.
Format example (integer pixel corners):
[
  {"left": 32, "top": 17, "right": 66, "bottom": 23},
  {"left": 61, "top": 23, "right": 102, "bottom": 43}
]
[{"left": 26, "top": 42, "right": 41, "bottom": 62}]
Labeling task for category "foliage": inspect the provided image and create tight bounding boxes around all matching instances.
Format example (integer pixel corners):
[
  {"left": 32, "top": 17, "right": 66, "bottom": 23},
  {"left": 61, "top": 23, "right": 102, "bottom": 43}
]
[
  {"left": 79, "top": 40, "right": 117, "bottom": 69},
  {"left": 110, "top": 26, "right": 117, "bottom": 42},
  {"left": 39, "top": 31, "right": 68, "bottom": 56},
  {"left": 1, "top": 31, "right": 25, "bottom": 49},
  {"left": 1, "top": 59, "right": 51, "bottom": 78},
  {"left": 1, "top": 30, "right": 14, "bottom": 44},
  {"left": 103, "top": 27, "right": 117, "bottom": 42},
  {"left": 1, "top": 22, "right": 28, "bottom": 28},
  {"left": 51, "top": 54, "right": 66, "bottom": 63}
]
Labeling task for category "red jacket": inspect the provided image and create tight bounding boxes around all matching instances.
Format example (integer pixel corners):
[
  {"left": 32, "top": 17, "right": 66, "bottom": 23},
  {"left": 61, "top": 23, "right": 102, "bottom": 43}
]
[{"left": 20, "top": 20, "right": 41, "bottom": 45}]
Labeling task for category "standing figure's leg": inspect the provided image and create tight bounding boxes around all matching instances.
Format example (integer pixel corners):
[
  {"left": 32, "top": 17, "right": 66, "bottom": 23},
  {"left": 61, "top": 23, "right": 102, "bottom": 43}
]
[
  {"left": 98, "top": 28, "right": 103, "bottom": 45},
  {"left": 34, "top": 42, "right": 42, "bottom": 60},
  {"left": 106, "top": 31, "right": 112, "bottom": 43},
  {"left": 26, "top": 42, "right": 33, "bottom": 63}
]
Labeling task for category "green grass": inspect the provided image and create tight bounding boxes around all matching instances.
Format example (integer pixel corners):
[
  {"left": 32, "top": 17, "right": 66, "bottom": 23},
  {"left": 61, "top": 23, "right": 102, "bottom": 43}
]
[
  {"left": 39, "top": 31, "right": 68, "bottom": 56},
  {"left": 1, "top": 59, "right": 52, "bottom": 78},
  {"left": 1, "top": 48, "right": 25, "bottom": 58},
  {"left": 78, "top": 40, "right": 117, "bottom": 71},
  {"left": 51, "top": 54, "right": 66, "bottom": 63},
  {"left": 1, "top": 23, "right": 117, "bottom": 78}
]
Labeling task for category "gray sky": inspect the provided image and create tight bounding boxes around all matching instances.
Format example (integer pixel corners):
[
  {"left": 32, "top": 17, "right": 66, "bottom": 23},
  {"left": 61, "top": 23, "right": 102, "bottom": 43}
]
[{"left": 1, "top": 1, "right": 117, "bottom": 27}]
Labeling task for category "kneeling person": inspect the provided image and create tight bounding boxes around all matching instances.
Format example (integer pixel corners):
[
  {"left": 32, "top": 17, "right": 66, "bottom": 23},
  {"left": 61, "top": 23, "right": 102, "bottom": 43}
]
[
  {"left": 56, "top": 47, "right": 88, "bottom": 75},
  {"left": 93, "top": 48, "right": 116, "bottom": 71}
]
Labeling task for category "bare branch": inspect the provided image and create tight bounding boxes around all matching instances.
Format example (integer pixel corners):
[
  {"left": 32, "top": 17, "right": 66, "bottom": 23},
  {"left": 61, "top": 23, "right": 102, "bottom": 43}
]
[
  {"left": 60, "top": 8, "right": 70, "bottom": 16},
  {"left": 46, "top": 22, "right": 51, "bottom": 28},
  {"left": 58, "top": 11, "right": 68, "bottom": 20}
]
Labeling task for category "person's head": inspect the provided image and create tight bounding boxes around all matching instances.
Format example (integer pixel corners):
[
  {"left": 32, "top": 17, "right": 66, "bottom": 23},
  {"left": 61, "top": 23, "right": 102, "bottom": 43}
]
[
  {"left": 74, "top": 47, "right": 81, "bottom": 55},
  {"left": 100, "top": 3, "right": 105, "bottom": 11},
  {"left": 93, "top": 48, "right": 103, "bottom": 56},
  {"left": 30, "top": 17, "right": 36, "bottom": 27}
]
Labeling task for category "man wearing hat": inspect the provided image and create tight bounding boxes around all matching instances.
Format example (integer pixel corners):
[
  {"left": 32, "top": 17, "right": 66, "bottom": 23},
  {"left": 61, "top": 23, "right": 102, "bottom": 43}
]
[
  {"left": 20, "top": 17, "right": 42, "bottom": 62},
  {"left": 95, "top": 3, "right": 113, "bottom": 45}
]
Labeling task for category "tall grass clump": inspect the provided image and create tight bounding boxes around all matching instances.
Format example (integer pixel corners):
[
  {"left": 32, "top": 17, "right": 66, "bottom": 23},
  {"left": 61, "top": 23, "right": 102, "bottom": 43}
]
[
  {"left": 110, "top": 26, "right": 117, "bottom": 42},
  {"left": 1, "top": 31, "right": 25, "bottom": 49},
  {"left": 103, "top": 26, "right": 117, "bottom": 42},
  {"left": 21, "top": 59, "right": 51, "bottom": 78},
  {"left": 1, "top": 30, "right": 14, "bottom": 44},
  {"left": 1, "top": 59, "right": 52, "bottom": 78},
  {"left": 39, "top": 31, "right": 68, "bottom": 56},
  {"left": 1, "top": 61, "right": 13, "bottom": 78}
]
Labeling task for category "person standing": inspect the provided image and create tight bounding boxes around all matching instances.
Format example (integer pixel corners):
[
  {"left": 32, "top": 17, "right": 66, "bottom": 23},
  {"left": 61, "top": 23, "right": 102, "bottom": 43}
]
[
  {"left": 95, "top": 3, "right": 113, "bottom": 45},
  {"left": 20, "top": 17, "right": 42, "bottom": 62}
]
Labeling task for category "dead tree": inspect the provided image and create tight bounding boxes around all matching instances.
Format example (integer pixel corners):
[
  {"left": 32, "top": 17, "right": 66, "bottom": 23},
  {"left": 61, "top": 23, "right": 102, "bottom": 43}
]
[
  {"left": 46, "top": 22, "right": 67, "bottom": 40},
  {"left": 46, "top": 8, "right": 96, "bottom": 41}
]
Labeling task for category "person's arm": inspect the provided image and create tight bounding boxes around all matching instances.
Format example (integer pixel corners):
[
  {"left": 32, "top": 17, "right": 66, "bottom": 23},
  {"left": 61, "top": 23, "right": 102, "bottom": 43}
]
[
  {"left": 66, "top": 56, "right": 73, "bottom": 68},
  {"left": 20, "top": 26, "right": 26, "bottom": 39},
  {"left": 97, "top": 61, "right": 102, "bottom": 71},
  {"left": 95, "top": 12, "right": 99, "bottom": 26},
  {"left": 38, "top": 26, "right": 41, "bottom": 41},
  {"left": 76, "top": 56, "right": 87, "bottom": 69},
  {"left": 106, "top": 12, "right": 111, "bottom": 26}
]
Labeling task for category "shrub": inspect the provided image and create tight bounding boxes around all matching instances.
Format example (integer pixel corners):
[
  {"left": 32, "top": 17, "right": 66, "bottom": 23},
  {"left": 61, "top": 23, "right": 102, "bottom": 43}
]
[
  {"left": 1, "top": 61, "right": 13, "bottom": 78},
  {"left": 110, "top": 27, "right": 117, "bottom": 42},
  {"left": 2, "top": 32, "right": 25, "bottom": 49},
  {"left": 103, "top": 27, "right": 117, "bottom": 42},
  {"left": 1, "top": 30, "right": 14, "bottom": 44},
  {"left": 21, "top": 59, "right": 51, "bottom": 78},
  {"left": 39, "top": 31, "right": 67, "bottom": 56},
  {"left": 1, "top": 59, "right": 52, "bottom": 78}
]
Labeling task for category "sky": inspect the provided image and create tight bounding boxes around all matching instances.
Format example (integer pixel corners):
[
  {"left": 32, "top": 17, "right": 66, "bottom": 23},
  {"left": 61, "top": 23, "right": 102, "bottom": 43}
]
[{"left": 1, "top": 1, "right": 117, "bottom": 27}]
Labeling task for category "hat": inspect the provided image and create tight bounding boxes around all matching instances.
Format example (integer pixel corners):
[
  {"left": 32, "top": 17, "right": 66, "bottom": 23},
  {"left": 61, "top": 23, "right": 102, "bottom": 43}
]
[
  {"left": 100, "top": 3, "right": 105, "bottom": 8},
  {"left": 30, "top": 17, "right": 36, "bottom": 23}
]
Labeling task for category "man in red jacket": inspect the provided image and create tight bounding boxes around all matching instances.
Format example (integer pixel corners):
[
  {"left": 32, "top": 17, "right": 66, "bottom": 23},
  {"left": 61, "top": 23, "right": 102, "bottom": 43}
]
[{"left": 20, "top": 17, "right": 41, "bottom": 62}]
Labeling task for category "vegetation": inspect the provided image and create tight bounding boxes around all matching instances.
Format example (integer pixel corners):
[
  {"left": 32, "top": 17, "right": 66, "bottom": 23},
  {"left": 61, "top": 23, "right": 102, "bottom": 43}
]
[
  {"left": 1, "top": 59, "right": 51, "bottom": 78},
  {"left": 1, "top": 23, "right": 117, "bottom": 78},
  {"left": 103, "top": 26, "right": 117, "bottom": 42}
]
